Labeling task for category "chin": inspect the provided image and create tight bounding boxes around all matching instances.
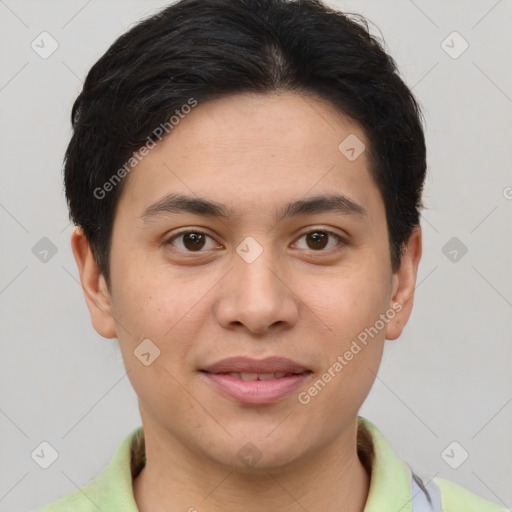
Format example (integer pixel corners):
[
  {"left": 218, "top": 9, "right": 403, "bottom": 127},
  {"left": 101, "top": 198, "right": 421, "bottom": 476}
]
[{"left": 205, "top": 432, "right": 309, "bottom": 473}]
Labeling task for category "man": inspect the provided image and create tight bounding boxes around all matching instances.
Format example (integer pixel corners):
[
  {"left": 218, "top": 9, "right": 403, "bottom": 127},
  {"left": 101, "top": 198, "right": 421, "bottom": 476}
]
[{"left": 39, "top": 0, "right": 507, "bottom": 510}]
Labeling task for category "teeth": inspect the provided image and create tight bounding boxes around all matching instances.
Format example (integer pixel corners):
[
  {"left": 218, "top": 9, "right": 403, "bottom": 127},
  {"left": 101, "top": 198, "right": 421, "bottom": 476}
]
[
  {"left": 226, "top": 372, "right": 293, "bottom": 380},
  {"left": 240, "top": 372, "right": 259, "bottom": 381}
]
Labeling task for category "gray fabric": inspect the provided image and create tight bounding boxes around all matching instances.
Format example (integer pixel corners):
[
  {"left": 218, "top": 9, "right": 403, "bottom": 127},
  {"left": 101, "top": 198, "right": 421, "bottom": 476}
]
[{"left": 411, "top": 471, "right": 443, "bottom": 512}]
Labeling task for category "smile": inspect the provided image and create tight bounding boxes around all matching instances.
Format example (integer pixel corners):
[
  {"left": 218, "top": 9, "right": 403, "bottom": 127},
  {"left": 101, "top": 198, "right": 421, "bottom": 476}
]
[{"left": 200, "top": 359, "right": 313, "bottom": 404}]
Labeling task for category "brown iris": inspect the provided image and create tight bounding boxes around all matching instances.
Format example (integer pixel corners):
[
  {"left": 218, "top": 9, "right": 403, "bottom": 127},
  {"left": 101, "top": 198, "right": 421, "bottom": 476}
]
[
  {"left": 306, "top": 231, "right": 329, "bottom": 250},
  {"left": 182, "top": 232, "right": 206, "bottom": 251}
]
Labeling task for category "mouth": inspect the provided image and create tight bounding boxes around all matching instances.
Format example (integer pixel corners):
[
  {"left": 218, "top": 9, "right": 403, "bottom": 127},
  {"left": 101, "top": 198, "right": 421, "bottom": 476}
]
[
  {"left": 200, "top": 356, "right": 313, "bottom": 405},
  {"left": 204, "top": 371, "right": 303, "bottom": 380}
]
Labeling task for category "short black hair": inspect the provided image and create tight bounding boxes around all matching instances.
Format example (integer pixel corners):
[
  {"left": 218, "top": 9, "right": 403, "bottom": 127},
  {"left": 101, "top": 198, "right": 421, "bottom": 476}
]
[{"left": 64, "top": 0, "right": 426, "bottom": 290}]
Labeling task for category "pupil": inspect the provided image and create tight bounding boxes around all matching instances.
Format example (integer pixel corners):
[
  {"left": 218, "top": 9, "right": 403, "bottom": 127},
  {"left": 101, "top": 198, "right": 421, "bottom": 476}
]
[
  {"left": 184, "top": 233, "right": 204, "bottom": 250},
  {"left": 308, "top": 232, "right": 327, "bottom": 250}
]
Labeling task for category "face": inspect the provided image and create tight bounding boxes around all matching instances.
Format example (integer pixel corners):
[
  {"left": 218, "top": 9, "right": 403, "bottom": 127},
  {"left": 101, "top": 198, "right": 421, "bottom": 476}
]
[{"left": 73, "top": 91, "right": 421, "bottom": 471}]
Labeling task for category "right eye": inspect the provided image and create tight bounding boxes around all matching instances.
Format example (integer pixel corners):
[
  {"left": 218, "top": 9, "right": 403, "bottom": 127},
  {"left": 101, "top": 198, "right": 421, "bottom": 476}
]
[{"left": 164, "top": 230, "right": 220, "bottom": 253}]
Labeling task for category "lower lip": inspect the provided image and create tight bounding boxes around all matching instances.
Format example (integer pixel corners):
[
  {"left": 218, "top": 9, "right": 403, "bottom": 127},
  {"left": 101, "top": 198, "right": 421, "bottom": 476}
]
[{"left": 201, "top": 372, "right": 311, "bottom": 405}]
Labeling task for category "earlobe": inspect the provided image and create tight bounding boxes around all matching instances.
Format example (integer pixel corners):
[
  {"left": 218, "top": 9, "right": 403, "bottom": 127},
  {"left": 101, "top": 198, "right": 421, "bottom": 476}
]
[
  {"left": 70, "top": 226, "right": 117, "bottom": 339},
  {"left": 385, "top": 225, "right": 422, "bottom": 341}
]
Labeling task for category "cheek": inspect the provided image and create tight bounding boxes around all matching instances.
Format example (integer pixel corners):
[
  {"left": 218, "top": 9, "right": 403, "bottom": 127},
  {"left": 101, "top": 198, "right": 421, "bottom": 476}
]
[
  {"left": 306, "top": 265, "right": 391, "bottom": 338},
  {"left": 321, "top": 266, "right": 390, "bottom": 386},
  {"left": 301, "top": 279, "right": 386, "bottom": 414},
  {"left": 109, "top": 248, "right": 174, "bottom": 331},
  {"left": 110, "top": 260, "right": 211, "bottom": 375}
]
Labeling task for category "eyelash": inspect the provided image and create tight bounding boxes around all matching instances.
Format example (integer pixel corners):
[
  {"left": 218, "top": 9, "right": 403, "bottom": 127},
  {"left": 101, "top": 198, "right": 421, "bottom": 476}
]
[{"left": 163, "top": 228, "right": 347, "bottom": 255}]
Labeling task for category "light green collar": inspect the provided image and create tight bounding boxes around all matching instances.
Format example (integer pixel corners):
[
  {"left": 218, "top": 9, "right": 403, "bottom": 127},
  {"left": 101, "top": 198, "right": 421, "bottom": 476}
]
[
  {"left": 358, "top": 417, "right": 414, "bottom": 512},
  {"left": 40, "top": 416, "right": 414, "bottom": 512}
]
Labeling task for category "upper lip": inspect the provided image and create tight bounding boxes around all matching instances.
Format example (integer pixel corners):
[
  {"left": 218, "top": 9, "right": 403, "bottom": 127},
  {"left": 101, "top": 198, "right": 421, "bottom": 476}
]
[{"left": 202, "top": 356, "right": 311, "bottom": 374}]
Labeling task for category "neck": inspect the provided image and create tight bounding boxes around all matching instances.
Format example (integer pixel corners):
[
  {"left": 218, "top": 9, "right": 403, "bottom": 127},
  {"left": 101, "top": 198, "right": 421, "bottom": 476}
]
[{"left": 133, "top": 421, "right": 371, "bottom": 512}]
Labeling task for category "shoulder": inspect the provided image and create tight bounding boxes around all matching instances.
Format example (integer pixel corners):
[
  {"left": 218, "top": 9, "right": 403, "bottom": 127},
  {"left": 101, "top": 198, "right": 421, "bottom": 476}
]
[
  {"left": 357, "top": 417, "right": 508, "bottom": 512},
  {"left": 435, "top": 477, "right": 510, "bottom": 512},
  {"left": 36, "top": 480, "right": 100, "bottom": 511},
  {"left": 36, "top": 426, "right": 144, "bottom": 511}
]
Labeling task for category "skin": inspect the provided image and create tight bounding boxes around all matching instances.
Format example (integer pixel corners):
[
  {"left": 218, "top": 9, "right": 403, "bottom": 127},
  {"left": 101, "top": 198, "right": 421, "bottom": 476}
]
[{"left": 71, "top": 91, "right": 422, "bottom": 512}]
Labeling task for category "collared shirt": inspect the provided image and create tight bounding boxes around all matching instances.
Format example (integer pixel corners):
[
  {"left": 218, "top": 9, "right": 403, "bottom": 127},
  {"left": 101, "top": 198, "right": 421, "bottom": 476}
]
[{"left": 38, "top": 416, "right": 508, "bottom": 512}]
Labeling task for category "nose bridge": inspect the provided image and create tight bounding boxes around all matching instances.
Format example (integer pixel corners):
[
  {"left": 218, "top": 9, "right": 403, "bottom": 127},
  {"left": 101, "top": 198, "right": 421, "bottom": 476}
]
[
  {"left": 215, "top": 239, "right": 298, "bottom": 333},
  {"left": 235, "top": 239, "right": 283, "bottom": 305}
]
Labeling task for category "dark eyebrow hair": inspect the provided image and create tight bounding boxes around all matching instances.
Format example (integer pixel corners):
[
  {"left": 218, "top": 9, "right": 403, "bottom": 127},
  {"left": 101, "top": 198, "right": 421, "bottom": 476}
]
[{"left": 140, "top": 192, "right": 368, "bottom": 223}]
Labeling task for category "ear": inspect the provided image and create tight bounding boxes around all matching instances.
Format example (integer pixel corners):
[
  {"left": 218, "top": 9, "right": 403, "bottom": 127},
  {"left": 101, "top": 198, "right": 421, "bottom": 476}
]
[
  {"left": 70, "top": 226, "right": 117, "bottom": 339},
  {"left": 385, "top": 225, "right": 422, "bottom": 340}
]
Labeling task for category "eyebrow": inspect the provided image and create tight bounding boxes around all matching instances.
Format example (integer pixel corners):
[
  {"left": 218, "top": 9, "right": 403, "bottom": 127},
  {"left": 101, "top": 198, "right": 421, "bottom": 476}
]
[{"left": 140, "top": 192, "right": 368, "bottom": 223}]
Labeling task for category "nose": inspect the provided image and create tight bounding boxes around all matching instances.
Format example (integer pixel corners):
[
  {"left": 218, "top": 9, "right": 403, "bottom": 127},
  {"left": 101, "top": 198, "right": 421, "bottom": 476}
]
[{"left": 213, "top": 248, "right": 299, "bottom": 336}]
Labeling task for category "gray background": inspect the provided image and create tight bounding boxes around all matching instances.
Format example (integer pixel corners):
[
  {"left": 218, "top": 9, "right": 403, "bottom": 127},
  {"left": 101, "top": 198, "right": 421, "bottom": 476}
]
[{"left": 0, "top": 0, "right": 511, "bottom": 510}]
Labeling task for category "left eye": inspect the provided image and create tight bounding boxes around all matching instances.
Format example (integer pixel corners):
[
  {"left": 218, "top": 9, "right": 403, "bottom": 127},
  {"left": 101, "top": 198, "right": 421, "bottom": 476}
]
[
  {"left": 165, "top": 229, "right": 344, "bottom": 253},
  {"left": 293, "top": 230, "right": 343, "bottom": 251}
]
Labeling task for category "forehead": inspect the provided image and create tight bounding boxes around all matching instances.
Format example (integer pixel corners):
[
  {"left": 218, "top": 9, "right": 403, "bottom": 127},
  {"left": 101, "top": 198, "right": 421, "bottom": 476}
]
[{"left": 114, "top": 91, "right": 383, "bottom": 224}]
